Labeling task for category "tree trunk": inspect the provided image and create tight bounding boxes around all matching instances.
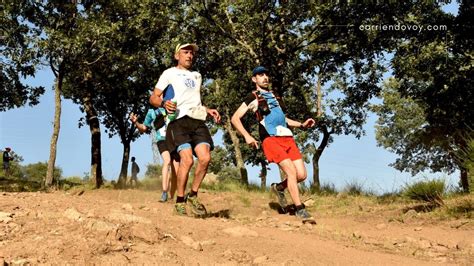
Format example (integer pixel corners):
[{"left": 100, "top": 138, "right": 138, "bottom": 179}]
[
  {"left": 312, "top": 149, "right": 320, "bottom": 190},
  {"left": 316, "top": 75, "right": 322, "bottom": 117},
  {"left": 259, "top": 160, "right": 267, "bottom": 189},
  {"left": 455, "top": 134, "right": 470, "bottom": 193},
  {"left": 83, "top": 94, "right": 103, "bottom": 188},
  {"left": 224, "top": 115, "right": 248, "bottom": 185},
  {"left": 460, "top": 167, "right": 470, "bottom": 193},
  {"left": 469, "top": 169, "right": 473, "bottom": 194},
  {"left": 46, "top": 68, "right": 64, "bottom": 188},
  {"left": 311, "top": 124, "right": 330, "bottom": 190},
  {"left": 117, "top": 141, "right": 131, "bottom": 188}
]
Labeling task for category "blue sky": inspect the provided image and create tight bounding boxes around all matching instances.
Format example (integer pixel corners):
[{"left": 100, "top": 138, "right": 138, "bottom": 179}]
[{"left": 0, "top": 3, "right": 459, "bottom": 193}]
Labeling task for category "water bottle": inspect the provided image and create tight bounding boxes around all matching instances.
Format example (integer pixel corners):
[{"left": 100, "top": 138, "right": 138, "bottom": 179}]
[{"left": 167, "top": 99, "right": 178, "bottom": 121}]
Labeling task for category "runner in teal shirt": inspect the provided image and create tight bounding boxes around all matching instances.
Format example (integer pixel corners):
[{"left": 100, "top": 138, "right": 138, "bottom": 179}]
[{"left": 130, "top": 107, "right": 178, "bottom": 202}]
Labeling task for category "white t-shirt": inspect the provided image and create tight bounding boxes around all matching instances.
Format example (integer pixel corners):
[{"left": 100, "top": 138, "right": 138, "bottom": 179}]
[{"left": 155, "top": 67, "right": 202, "bottom": 120}]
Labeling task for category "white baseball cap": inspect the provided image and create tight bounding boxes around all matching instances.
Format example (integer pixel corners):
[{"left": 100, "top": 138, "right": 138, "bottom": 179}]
[{"left": 174, "top": 43, "right": 199, "bottom": 54}]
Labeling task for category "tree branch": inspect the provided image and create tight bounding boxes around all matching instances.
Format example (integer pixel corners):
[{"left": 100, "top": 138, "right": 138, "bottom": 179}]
[
  {"left": 224, "top": 8, "right": 258, "bottom": 59},
  {"left": 84, "top": 54, "right": 104, "bottom": 65}
]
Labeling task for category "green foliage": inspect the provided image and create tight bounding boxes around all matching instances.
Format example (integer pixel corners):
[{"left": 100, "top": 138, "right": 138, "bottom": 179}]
[
  {"left": 1, "top": 1, "right": 44, "bottom": 111},
  {"left": 208, "top": 146, "right": 235, "bottom": 174},
  {"left": 1, "top": 151, "right": 34, "bottom": 181},
  {"left": 138, "top": 176, "right": 161, "bottom": 191},
  {"left": 8, "top": 1, "right": 470, "bottom": 194},
  {"left": 23, "top": 162, "right": 62, "bottom": 183},
  {"left": 308, "top": 182, "right": 338, "bottom": 196},
  {"left": 145, "top": 163, "right": 163, "bottom": 179},
  {"left": 58, "top": 176, "right": 86, "bottom": 190},
  {"left": 60, "top": 1, "right": 180, "bottom": 183},
  {"left": 216, "top": 166, "right": 241, "bottom": 182},
  {"left": 200, "top": 178, "right": 263, "bottom": 193},
  {"left": 374, "top": 78, "right": 434, "bottom": 174},
  {"left": 403, "top": 179, "right": 446, "bottom": 205},
  {"left": 446, "top": 198, "right": 473, "bottom": 218},
  {"left": 376, "top": 2, "right": 473, "bottom": 191},
  {"left": 0, "top": 176, "right": 42, "bottom": 192},
  {"left": 190, "top": 1, "right": 423, "bottom": 186},
  {"left": 62, "top": 176, "right": 83, "bottom": 184},
  {"left": 453, "top": 131, "right": 474, "bottom": 192},
  {"left": 377, "top": 191, "right": 402, "bottom": 204},
  {"left": 342, "top": 181, "right": 374, "bottom": 196},
  {"left": 0, "top": 164, "right": 23, "bottom": 180}
]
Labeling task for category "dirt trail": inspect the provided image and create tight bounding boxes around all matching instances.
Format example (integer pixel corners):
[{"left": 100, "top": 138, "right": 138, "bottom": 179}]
[{"left": 0, "top": 189, "right": 472, "bottom": 265}]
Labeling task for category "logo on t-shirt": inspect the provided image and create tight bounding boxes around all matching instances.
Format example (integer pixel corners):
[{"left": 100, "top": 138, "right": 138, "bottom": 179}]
[{"left": 184, "top": 78, "right": 196, "bottom": 90}]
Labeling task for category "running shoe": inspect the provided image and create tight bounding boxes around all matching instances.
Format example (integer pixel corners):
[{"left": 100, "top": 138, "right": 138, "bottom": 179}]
[
  {"left": 271, "top": 183, "right": 288, "bottom": 210},
  {"left": 295, "top": 208, "right": 316, "bottom": 224},
  {"left": 174, "top": 202, "right": 187, "bottom": 216},
  {"left": 186, "top": 193, "right": 207, "bottom": 216},
  {"left": 160, "top": 192, "right": 168, "bottom": 202}
]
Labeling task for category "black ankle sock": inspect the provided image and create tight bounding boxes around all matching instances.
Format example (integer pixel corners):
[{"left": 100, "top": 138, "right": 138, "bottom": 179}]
[
  {"left": 188, "top": 190, "right": 198, "bottom": 197},
  {"left": 295, "top": 204, "right": 305, "bottom": 211},
  {"left": 176, "top": 196, "right": 185, "bottom": 203},
  {"left": 276, "top": 180, "right": 288, "bottom": 191}
]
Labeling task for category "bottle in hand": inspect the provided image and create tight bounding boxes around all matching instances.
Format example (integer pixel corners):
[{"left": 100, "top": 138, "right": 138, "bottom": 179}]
[{"left": 167, "top": 99, "right": 178, "bottom": 121}]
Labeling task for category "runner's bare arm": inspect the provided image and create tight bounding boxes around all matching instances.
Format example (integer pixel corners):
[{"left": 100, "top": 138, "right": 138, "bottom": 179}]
[
  {"left": 286, "top": 117, "right": 316, "bottom": 129},
  {"left": 205, "top": 107, "right": 221, "bottom": 123},
  {"left": 150, "top": 87, "right": 176, "bottom": 113},
  {"left": 231, "top": 103, "right": 259, "bottom": 149},
  {"left": 129, "top": 112, "right": 148, "bottom": 133}
]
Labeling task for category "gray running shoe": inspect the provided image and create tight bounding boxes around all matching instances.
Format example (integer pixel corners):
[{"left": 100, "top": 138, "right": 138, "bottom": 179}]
[
  {"left": 160, "top": 192, "right": 168, "bottom": 202},
  {"left": 295, "top": 208, "right": 316, "bottom": 224},
  {"left": 186, "top": 194, "right": 207, "bottom": 216},
  {"left": 271, "top": 183, "right": 288, "bottom": 209}
]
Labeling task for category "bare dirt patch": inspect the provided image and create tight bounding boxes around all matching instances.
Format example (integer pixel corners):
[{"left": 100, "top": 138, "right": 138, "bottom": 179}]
[{"left": 0, "top": 189, "right": 473, "bottom": 265}]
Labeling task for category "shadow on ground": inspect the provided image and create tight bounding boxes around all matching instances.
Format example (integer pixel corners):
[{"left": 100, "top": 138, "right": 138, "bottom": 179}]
[
  {"left": 403, "top": 203, "right": 441, "bottom": 213},
  {"left": 268, "top": 202, "right": 296, "bottom": 215}
]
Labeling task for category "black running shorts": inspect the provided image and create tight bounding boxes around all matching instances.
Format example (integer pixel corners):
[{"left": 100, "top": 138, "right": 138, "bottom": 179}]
[
  {"left": 166, "top": 116, "right": 214, "bottom": 153},
  {"left": 157, "top": 140, "right": 169, "bottom": 154}
]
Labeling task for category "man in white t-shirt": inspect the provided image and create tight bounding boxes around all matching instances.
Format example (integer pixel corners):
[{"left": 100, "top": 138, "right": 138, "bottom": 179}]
[{"left": 150, "top": 43, "right": 221, "bottom": 217}]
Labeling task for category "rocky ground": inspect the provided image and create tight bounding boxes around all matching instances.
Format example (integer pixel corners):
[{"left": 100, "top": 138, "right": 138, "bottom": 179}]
[{"left": 0, "top": 189, "right": 473, "bottom": 265}]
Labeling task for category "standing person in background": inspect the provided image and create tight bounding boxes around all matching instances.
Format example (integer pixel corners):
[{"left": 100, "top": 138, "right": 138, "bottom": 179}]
[
  {"left": 130, "top": 156, "right": 140, "bottom": 188},
  {"left": 130, "top": 104, "right": 178, "bottom": 201},
  {"left": 231, "top": 66, "right": 316, "bottom": 223},
  {"left": 2, "top": 147, "right": 12, "bottom": 178},
  {"left": 149, "top": 43, "right": 221, "bottom": 217}
]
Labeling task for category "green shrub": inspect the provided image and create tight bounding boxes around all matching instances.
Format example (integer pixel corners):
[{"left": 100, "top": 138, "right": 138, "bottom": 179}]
[
  {"left": 446, "top": 198, "right": 473, "bottom": 218},
  {"left": 59, "top": 176, "right": 85, "bottom": 190},
  {"left": 216, "top": 166, "right": 241, "bottom": 181},
  {"left": 23, "top": 162, "right": 62, "bottom": 183},
  {"left": 137, "top": 176, "right": 161, "bottom": 191},
  {"left": 453, "top": 129, "right": 474, "bottom": 193},
  {"left": 342, "top": 181, "right": 373, "bottom": 196},
  {"left": 377, "top": 191, "right": 401, "bottom": 204},
  {"left": 320, "top": 183, "right": 337, "bottom": 195},
  {"left": 403, "top": 179, "right": 445, "bottom": 205},
  {"left": 307, "top": 182, "right": 338, "bottom": 195},
  {"left": 145, "top": 163, "right": 163, "bottom": 179},
  {"left": 62, "top": 176, "right": 83, "bottom": 184},
  {"left": 201, "top": 178, "right": 263, "bottom": 193}
]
